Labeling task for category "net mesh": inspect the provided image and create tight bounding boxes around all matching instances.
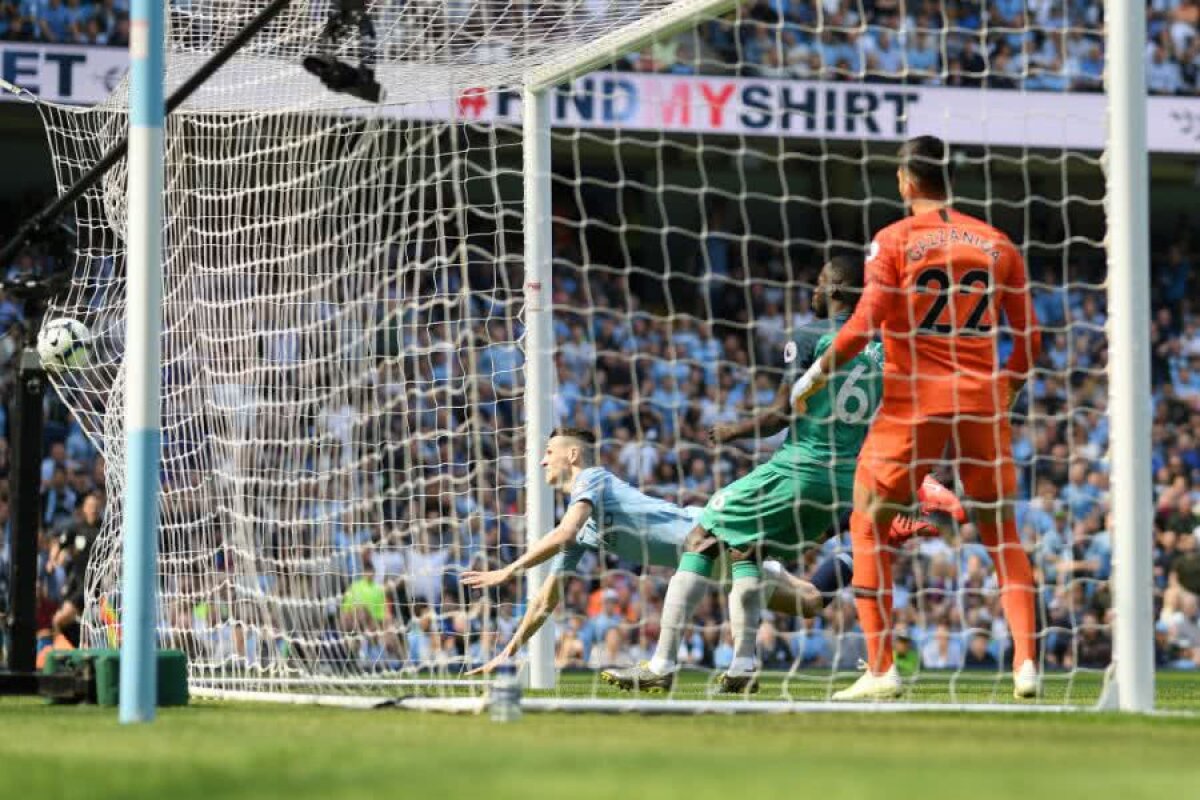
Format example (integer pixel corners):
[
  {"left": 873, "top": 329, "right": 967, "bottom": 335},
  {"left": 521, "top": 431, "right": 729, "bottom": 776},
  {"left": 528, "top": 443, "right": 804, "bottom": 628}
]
[{"left": 38, "top": 1, "right": 1115, "bottom": 703}]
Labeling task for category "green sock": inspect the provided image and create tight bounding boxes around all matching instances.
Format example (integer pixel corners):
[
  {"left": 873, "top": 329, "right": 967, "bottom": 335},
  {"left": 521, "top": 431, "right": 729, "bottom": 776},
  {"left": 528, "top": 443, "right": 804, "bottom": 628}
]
[
  {"left": 679, "top": 552, "right": 714, "bottom": 578},
  {"left": 731, "top": 561, "right": 762, "bottom": 581}
]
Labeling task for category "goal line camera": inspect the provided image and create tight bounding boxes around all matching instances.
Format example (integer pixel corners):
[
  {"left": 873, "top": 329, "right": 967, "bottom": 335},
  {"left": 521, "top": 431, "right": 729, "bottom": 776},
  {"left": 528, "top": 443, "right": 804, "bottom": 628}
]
[{"left": 302, "top": 0, "right": 383, "bottom": 103}]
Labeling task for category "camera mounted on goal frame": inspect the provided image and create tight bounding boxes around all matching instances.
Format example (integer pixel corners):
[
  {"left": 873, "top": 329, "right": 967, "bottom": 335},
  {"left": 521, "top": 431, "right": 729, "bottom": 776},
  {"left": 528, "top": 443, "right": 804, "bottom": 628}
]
[{"left": 302, "top": 0, "right": 384, "bottom": 103}]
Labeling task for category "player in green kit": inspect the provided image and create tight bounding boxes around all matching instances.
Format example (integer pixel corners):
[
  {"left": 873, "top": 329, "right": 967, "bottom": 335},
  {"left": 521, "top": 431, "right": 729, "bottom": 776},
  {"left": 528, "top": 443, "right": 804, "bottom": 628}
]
[{"left": 605, "top": 255, "right": 883, "bottom": 692}]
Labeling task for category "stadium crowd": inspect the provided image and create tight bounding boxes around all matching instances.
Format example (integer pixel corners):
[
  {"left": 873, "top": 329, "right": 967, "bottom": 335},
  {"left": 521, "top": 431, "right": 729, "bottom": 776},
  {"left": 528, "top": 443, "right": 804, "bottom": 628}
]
[
  {"left": 5, "top": 0, "right": 1200, "bottom": 96},
  {"left": 517, "top": 210, "right": 1200, "bottom": 677},
  {"left": 2, "top": 176, "right": 1199, "bottom": 679},
  {"left": 0, "top": 0, "right": 128, "bottom": 46},
  {"left": 638, "top": 0, "right": 1200, "bottom": 96},
  {"left": 2, "top": 0, "right": 1200, "bottom": 670}
]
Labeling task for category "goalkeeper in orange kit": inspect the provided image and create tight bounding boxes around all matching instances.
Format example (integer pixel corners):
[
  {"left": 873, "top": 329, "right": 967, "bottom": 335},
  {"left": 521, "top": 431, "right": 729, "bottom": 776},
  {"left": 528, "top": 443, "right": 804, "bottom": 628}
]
[{"left": 791, "top": 135, "right": 1043, "bottom": 700}]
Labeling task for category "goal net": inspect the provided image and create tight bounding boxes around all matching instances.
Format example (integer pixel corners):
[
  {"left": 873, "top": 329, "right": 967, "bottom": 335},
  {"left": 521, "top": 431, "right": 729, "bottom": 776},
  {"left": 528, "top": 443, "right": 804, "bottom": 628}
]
[{"left": 37, "top": 0, "right": 1125, "bottom": 707}]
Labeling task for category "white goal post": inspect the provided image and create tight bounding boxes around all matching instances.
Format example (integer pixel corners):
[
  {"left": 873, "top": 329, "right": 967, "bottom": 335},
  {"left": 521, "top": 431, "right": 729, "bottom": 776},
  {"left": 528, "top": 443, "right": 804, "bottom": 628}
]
[
  {"left": 29, "top": 0, "right": 1154, "bottom": 713},
  {"left": 519, "top": 0, "right": 743, "bottom": 692},
  {"left": 1103, "top": 0, "right": 1154, "bottom": 712}
]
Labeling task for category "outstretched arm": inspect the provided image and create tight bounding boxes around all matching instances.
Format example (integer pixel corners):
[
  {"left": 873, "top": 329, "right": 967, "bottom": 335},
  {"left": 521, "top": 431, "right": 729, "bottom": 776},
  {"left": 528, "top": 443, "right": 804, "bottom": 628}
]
[
  {"left": 461, "top": 501, "right": 593, "bottom": 589},
  {"left": 794, "top": 239, "right": 898, "bottom": 409},
  {"left": 708, "top": 384, "right": 791, "bottom": 444},
  {"left": 793, "top": 278, "right": 891, "bottom": 409},
  {"left": 468, "top": 572, "right": 562, "bottom": 676}
]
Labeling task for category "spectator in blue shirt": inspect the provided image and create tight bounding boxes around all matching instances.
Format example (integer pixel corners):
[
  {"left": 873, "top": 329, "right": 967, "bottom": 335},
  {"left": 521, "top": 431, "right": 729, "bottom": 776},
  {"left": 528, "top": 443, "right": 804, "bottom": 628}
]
[
  {"left": 799, "top": 618, "right": 833, "bottom": 666},
  {"left": 1035, "top": 516, "right": 1070, "bottom": 586},
  {"left": 921, "top": 623, "right": 965, "bottom": 669},
  {"left": 595, "top": 389, "right": 631, "bottom": 438},
  {"left": 553, "top": 361, "right": 584, "bottom": 422},
  {"left": 866, "top": 28, "right": 904, "bottom": 79},
  {"left": 64, "top": 0, "right": 88, "bottom": 32},
  {"left": 905, "top": 32, "right": 940, "bottom": 80},
  {"left": 815, "top": 29, "right": 844, "bottom": 75},
  {"left": 648, "top": 375, "right": 687, "bottom": 435},
  {"left": 0, "top": 290, "right": 22, "bottom": 333},
  {"left": 38, "top": 0, "right": 71, "bottom": 41},
  {"left": 692, "top": 322, "right": 721, "bottom": 384},
  {"left": 17, "top": 0, "right": 44, "bottom": 24},
  {"left": 1072, "top": 40, "right": 1104, "bottom": 90},
  {"left": 956, "top": 522, "right": 994, "bottom": 574},
  {"left": 1087, "top": 516, "right": 1114, "bottom": 581},
  {"left": 1033, "top": 270, "right": 1068, "bottom": 328},
  {"left": 75, "top": 15, "right": 106, "bottom": 44},
  {"left": 991, "top": 0, "right": 1024, "bottom": 27},
  {"left": 560, "top": 323, "right": 595, "bottom": 377},
  {"left": 1061, "top": 461, "right": 1102, "bottom": 521},
  {"left": 651, "top": 343, "right": 691, "bottom": 385},
  {"left": 482, "top": 321, "right": 523, "bottom": 393},
  {"left": 1045, "top": 333, "right": 1070, "bottom": 373},
  {"left": 1017, "top": 493, "right": 1057, "bottom": 542},
  {"left": 1172, "top": 356, "right": 1200, "bottom": 403}
]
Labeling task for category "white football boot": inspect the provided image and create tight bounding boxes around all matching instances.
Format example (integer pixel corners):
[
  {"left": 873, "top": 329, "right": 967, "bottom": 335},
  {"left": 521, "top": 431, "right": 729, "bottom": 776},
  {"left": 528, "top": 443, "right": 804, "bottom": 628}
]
[
  {"left": 832, "top": 662, "right": 903, "bottom": 701},
  {"left": 1013, "top": 659, "right": 1041, "bottom": 699}
]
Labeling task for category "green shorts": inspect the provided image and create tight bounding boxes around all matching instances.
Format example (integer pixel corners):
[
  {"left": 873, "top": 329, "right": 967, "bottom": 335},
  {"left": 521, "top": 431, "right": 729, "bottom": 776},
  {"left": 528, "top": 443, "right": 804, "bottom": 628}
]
[{"left": 699, "top": 461, "right": 852, "bottom": 557}]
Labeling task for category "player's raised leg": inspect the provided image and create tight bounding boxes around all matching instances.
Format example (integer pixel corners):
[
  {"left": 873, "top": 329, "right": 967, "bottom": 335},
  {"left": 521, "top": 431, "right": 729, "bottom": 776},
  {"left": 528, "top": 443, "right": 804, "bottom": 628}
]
[
  {"left": 803, "top": 476, "right": 960, "bottom": 611},
  {"left": 762, "top": 558, "right": 825, "bottom": 618},
  {"left": 803, "top": 552, "right": 855, "bottom": 607}
]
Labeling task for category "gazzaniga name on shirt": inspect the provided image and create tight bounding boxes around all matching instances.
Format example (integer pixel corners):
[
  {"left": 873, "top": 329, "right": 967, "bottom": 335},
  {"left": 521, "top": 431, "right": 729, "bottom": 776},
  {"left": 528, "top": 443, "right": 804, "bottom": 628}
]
[{"left": 905, "top": 228, "right": 1002, "bottom": 265}]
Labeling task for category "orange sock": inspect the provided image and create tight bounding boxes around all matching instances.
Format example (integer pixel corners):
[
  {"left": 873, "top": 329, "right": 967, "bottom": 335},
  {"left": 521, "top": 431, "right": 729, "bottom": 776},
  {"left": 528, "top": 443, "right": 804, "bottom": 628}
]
[
  {"left": 851, "top": 510, "right": 894, "bottom": 674},
  {"left": 978, "top": 517, "right": 1037, "bottom": 668}
]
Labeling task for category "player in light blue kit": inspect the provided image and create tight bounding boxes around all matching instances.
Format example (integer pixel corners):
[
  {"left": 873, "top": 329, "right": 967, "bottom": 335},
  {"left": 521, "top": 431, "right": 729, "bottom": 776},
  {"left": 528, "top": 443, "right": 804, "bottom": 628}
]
[{"left": 461, "top": 427, "right": 820, "bottom": 675}]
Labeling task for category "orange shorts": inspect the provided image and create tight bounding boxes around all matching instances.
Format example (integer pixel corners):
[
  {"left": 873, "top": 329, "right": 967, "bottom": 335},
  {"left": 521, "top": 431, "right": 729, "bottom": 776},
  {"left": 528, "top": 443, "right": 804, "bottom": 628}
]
[{"left": 855, "top": 410, "right": 1016, "bottom": 504}]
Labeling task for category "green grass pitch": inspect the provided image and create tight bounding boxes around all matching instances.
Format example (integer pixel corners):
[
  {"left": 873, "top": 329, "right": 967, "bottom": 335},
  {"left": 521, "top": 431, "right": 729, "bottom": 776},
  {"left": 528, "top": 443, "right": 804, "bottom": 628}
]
[{"left": 2, "top": 672, "right": 1198, "bottom": 800}]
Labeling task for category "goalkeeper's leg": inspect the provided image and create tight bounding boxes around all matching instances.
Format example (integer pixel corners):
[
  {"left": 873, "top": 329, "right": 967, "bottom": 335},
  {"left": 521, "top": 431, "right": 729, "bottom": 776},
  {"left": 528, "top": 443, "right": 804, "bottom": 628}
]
[
  {"left": 849, "top": 503, "right": 897, "bottom": 675},
  {"left": 974, "top": 505, "right": 1038, "bottom": 697},
  {"left": 832, "top": 417, "right": 948, "bottom": 700},
  {"left": 959, "top": 417, "right": 1039, "bottom": 698}
]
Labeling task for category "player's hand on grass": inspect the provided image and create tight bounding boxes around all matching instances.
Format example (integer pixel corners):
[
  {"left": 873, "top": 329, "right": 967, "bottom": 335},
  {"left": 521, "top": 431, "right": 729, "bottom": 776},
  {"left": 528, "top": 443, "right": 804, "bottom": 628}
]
[
  {"left": 467, "top": 651, "right": 511, "bottom": 676},
  {"left": 461, "top": 566, "right": 515, "bottom": 590},
  {"left": 706, "top": 423, "right": 737, "bottom": 445}
]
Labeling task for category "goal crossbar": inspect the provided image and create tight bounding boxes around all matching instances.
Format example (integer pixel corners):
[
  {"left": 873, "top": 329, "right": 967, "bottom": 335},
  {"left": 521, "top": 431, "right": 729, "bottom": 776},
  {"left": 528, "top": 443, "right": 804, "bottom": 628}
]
[{"left": 526, "top": 0, "right": 738, "bottom": 92}]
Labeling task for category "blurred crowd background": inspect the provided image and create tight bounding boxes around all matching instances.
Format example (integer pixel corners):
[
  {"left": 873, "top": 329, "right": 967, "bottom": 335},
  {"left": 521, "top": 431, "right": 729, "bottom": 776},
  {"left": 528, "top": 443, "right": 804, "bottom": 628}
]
[
  {"left": 5, "top": 0, "right": 1200, "bottom": 96},
  {"left": 1, "top": 0, "right": 1199, "bottom": 680}
]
